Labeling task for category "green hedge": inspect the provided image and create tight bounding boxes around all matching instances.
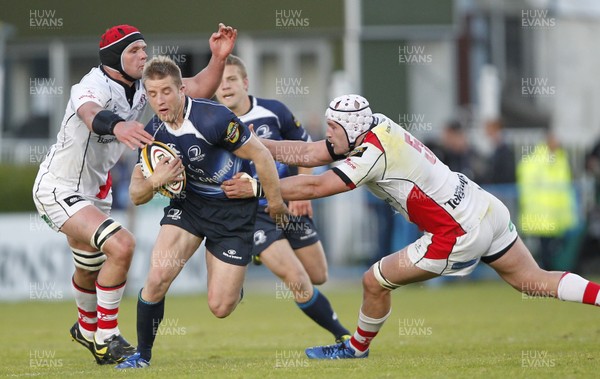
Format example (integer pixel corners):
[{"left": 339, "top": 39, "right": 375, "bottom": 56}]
[{"left": 0, "top": 164, "right": 39, "bottom": 212}]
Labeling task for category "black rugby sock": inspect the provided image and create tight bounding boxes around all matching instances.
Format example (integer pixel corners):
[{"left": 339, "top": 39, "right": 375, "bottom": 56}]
[
  {"left": 296, "top": 287, "right": 350, "bottom": 340},
  {"left": 136, "top": 289, "right": 165, "bottom": 362}
]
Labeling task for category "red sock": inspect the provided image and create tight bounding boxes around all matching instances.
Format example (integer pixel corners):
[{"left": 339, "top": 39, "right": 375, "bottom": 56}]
[
  {"left": 557, "top": 272, "right": 600, "bottom": 305},
  {"left": 72, "top": 277, "right": 97, "bottom": 339},
  {"left": 95, "top": 280, "right": 126, "bottom": 342},
  {"left": 350, "top": 327, "right": 378, "bottom": 353},
  {"left": 348, "top": 309, "right": 391, "bottom": 355}
]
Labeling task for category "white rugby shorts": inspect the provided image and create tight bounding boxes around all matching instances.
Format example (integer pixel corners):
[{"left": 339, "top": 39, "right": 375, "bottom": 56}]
[
  {"left": 407, "top": 191, "right": 518, "bottom": 276},
  {"left": 33, "top": 182, "right": 111, "bottom": 232}
]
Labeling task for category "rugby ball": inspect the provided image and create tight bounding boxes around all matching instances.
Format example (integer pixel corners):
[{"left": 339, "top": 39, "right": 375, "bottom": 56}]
[{"left": 140, "top": 141, "right": 186, "bottom": 198}]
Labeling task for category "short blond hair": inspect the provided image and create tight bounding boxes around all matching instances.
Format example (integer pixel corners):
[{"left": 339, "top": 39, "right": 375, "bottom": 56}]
[
  {"left": 225, "top": 54, "right": 247, "bottom": 79},
  {"left": 142, "top": 55, "right": 183, "bottom": 87}
]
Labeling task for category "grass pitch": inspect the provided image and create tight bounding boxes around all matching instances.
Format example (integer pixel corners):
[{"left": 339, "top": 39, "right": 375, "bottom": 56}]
[{"left": 1, "top": 279, "right": 598, "bottom": 378}]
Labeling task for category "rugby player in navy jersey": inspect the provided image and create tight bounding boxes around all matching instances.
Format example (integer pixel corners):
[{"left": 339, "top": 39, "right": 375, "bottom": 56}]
[
  {"left": 33, "top": 23, "right": 236, "bottom": 365},
  {"left": 116, "top": 55, "right": 288, "bottom": 369},
  {"left": 215, "top": 54, "right": 350, "bottom": 343}
]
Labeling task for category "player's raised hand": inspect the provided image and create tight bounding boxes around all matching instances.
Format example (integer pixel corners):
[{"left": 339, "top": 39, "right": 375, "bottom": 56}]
[
  {"left": 113, "top": 121, "right": 154, "bottom": 150},
  {"left": 209, "top": 23, "right": 237, "bottom": 60},
  {"left": 221, "top": 172, "right": 255, "bottom": 199}
]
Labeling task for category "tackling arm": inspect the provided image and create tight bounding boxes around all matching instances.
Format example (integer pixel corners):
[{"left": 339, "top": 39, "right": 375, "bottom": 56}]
[
  {"left": 233, "top": 136, "right": 289, "bottom": 219},
  {"left": 280, "top": 169, "right": 351, "bottom": 201},
  {"left": 260, "top": 138, "right": 334, "bottom": 168},
  {"left": 77, "top": 102, "right": 153, "bottom": 150}
]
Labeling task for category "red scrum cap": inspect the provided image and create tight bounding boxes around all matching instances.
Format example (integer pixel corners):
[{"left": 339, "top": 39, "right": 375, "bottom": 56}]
[{"left": 99, "top": 25, "right": 145, "bottom": 81}]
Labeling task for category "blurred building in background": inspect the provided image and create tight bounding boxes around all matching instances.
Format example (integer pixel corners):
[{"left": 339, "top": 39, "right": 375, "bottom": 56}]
[{"left": 2, "top": 0, "right": 600, "bottom": 299}]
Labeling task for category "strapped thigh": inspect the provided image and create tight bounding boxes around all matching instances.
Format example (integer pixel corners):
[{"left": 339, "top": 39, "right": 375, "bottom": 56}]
[
  {"left": 90, "top": 218, "right": 122, "bottom": 251},
  {"left": 71, "top": 247, "right": 106, "bottom": 271},
  {"left": 372, "top": 259, "right": 403, "bottom": 290}
]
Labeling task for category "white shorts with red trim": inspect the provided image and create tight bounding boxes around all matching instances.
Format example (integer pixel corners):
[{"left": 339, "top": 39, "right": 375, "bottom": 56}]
[
  {"left": 407, "top": 191, "right": 518, "bottom": 276},
  {"left": 33, "top": 182, "right": 112, "bottom": 232}
]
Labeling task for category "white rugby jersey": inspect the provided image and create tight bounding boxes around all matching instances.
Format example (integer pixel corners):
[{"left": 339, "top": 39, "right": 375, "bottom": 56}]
[
  {"left": 34, "top": 67, "right": 147, "bottom": 199},
  {"left": 332, "top": 114, "right": 490, "bottom": 256}
]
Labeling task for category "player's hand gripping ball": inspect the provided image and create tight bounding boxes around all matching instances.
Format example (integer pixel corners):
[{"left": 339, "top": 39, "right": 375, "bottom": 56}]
[{"left": 140, "top": 141, "right": 186, "bottom": 198}]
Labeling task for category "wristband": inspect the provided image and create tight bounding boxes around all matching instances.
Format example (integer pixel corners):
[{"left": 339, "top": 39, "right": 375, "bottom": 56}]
[
  {"left": 92, "top": 110, "right": 125, "bottom": 135},
  {"left": 255, "top": 181, "right": 265, "bottom": 198},
  {"left": 240, "top": 173, "right": 265, "bottom": 198}
]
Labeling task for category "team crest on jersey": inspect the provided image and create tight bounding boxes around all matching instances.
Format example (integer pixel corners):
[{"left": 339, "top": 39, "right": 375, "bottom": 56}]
[
  {"left": 167, "top": 208, "right": 182, "bottom": 220},
  {"left": 348, "top": 146, "right": 368, "bottom": 157},
  {"left": 293, "top": 115, "right": 301, "bottom": 128},
  {"left": 254, "top": 230, "right": 267, "bottom": 245},
  {"left": 226, "top": 121, "right": 241, "bottom": 143},
  {"left": 132, "top": 93, "right": 147, "bottom": 112},
  {"left": 254, "top": 124, "right": 272, "bottom": 139},
  {"left": 187, "top": 145, "right": 205, "bottom": 162}
]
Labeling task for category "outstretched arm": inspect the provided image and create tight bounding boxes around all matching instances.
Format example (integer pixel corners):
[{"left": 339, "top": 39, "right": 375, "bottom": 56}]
[
  {"left": 221, "top": 168, "right": 350, "bottom": 201},
  {"left": 288, "top": 166, "right": 314, "bottom": 217},
  {"left": 279, "top": 170, "right": 351, "bottom": 201},
  {"left": 233, "top": 136, "right": 289, "bottom": 221},
  {"left": 182, "top": 23, "right": 237, "bottom": 98},
  {"left": 260, "top": 138, "right": 334, "bottom": 167}
]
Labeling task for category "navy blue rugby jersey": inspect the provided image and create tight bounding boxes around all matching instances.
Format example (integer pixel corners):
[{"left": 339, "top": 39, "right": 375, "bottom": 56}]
[
  {"left": 238, "top": 96, "right": 310, "bottom": 205},
  {"left": 143, "top": 97, "right": 252, "bottom": 199}
]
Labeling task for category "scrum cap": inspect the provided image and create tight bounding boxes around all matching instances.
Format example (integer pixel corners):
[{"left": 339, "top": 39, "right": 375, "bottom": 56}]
[
  {"left": 325, "top": 94, "right": 373, "bottom": 148},
  {"left": 99, "top": 25, "right": 145, "bottom": 82}
]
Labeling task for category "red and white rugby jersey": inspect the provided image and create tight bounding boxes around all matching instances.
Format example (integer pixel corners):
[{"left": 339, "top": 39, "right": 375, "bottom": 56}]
[
  {"left": 332, "top": 114, "right": 490, "bottom": 236},
  {"left": 35, "top": 67, "right": 148, "bottom": 198}
]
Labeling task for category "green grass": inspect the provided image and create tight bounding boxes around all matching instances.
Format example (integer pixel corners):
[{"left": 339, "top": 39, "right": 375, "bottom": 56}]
[{"left": 1, "top": 280, "right": 599, "bottom": 378}]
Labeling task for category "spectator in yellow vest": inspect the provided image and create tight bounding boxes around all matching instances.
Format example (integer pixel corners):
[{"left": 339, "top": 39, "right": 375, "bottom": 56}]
[{"left": 517, "top": 131, "right": 577, "bottom": 270}]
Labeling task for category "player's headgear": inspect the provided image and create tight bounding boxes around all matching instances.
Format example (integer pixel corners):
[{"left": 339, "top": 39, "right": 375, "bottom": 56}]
[
  {"left": 99, "top": 25, "right": 145, "bottom": 82},
  {"left": 325, "top": 94, "right": 374, "bottom": 149}
]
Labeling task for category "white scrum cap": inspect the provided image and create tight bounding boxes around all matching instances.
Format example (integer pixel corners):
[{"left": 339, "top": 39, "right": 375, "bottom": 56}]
[{"left": 325, "top": 94, "right": 374, "bottom": 144}]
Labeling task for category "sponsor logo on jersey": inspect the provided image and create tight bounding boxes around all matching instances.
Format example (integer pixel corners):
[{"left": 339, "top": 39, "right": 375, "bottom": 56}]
[
  {"left": 444, "top": 174, "right": 468, "bottom": 210},
  {"left": 167, "top": 208, "right": 182, "bottom": 220},
  {"left": 226, "top": 121, "right": 241, "bottom": 143},
  {"left": 63, "top": 195, "right": 84, "bottom": 207},
  {"left": 97, "top": 135, "right": 117, "bottom": 144},
  {"left": 293, "top": 115, "right": 301, "bottom": 128},
  {"left": 187, "top": 145, "right": 205, "bottom": 162},
  {"left": 78, "top": 90, "right": 96, "bottom": 101},
  {"left": 343, "top": 158, "right": 357, "bottom": 170}
]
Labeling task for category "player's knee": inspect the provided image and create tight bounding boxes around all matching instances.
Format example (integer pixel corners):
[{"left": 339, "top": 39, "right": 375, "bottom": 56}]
[
  {"left": 363, "top": 265, "right": 398, "bottom": 296},
  {"left": 362, "top": 270, "right": 383, "bottom": 294},
  {"left": 207, "top": 298, "right": 236, "bottom": 318},
  {"left": 308, "top": 269, "right": 328, "bottom": 285},
  {"left": 283, "top": 268, "right": 311, "bottom": 290},
  {"left": 105, "top": 231, "right": 136, "bottom": 265},
  {"left": 74, "top": 265, "right": 99, "bottom": 283}
]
